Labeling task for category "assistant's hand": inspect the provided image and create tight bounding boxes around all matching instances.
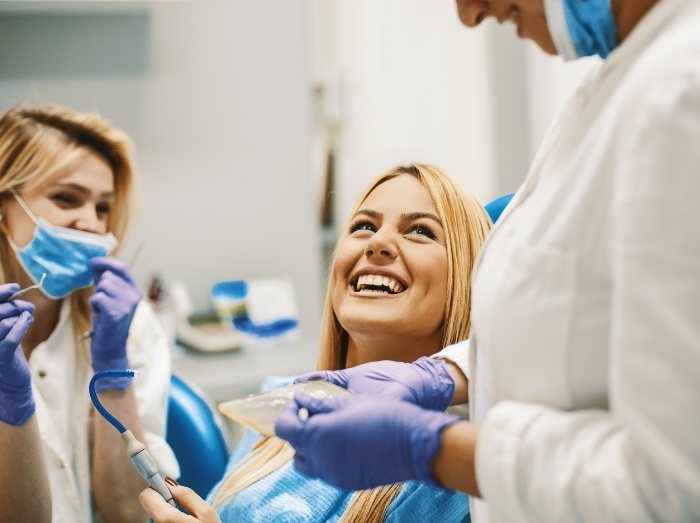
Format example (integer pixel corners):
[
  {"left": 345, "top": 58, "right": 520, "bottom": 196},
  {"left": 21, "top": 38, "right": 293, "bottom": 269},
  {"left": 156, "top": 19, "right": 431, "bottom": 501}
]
[
  {"left": 0, "top": 283, "right": 35, "bottom": 426},
  {"left": 89, "top": 258, "right": 142, "bottom": 391},
  {"left": 295, "top": 356, "right": 455, "bottom": 411},
  {"left": 139, "top": 483, "right": 221, "bottom": 523},
  {"left": 275, "top": 392, "right": 459, "bottom": 491}
]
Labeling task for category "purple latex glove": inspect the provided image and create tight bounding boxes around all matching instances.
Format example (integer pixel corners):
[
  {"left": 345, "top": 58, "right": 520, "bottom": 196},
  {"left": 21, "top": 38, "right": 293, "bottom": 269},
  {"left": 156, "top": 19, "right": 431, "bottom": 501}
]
[
  {"left": 295, "top": 356, "right": 455, "bottom": 411},
  {"left": 89, "top": 258, "right": 142, "bottom": 392},
  {"left": 0, "top": 284, "right": 36, "bottom": 426},
  {"left": 275, "top": 392, "right": 459, "bottom": 490}
]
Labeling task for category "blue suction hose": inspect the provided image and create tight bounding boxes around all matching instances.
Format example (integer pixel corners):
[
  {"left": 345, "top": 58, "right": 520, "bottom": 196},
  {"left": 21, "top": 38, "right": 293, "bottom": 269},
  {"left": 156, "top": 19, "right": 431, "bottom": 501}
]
[{"left": 89, "top": 370, "right": 176, "bottom": 507}]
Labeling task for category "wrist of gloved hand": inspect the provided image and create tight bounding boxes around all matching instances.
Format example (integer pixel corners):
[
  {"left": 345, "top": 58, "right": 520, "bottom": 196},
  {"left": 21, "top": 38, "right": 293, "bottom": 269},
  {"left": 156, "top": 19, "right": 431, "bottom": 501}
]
[
  {"left": 90, "top": 341, "right": 131, "bottom": 393},
  {"left": 409, "top": 407, "right": 460, "bottom": 485},
  {"left": 412, "top": 356, "right": 456, "bottom": 412},
  {"left": 0, "top": 304, "right": 36, "bottom": 426},
  {"left": 0, "top": 351, "right": 35, "bottom": 426},
  {"left": 0, "top": 386, "right": 35, "bottom": 426}
]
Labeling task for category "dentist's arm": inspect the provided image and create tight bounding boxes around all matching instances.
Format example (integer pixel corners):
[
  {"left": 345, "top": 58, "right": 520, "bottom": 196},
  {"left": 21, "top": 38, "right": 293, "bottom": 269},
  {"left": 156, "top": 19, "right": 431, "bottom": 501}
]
[
  {"left": 275, "top": 393, "right": 470, "bottom": 492},
  {"left": 89, "top": 258, "right": 149, "bottom": 523},
  {"left": 0, "top": 285, "right": 51, "bottom": 523},
  {"left": 0, "top": 417, "right": 52, "bottom": 523}
]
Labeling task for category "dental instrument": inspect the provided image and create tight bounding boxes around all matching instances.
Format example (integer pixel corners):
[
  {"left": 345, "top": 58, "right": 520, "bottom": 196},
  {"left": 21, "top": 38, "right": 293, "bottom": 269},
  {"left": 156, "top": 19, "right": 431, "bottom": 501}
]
[
  {"left": 218, "top": 380, "right": 350, "bottom": 436},
  {"left": 89, "top": 369, "right": 176, "bottom": 507},
  {"left": 2, "top": 273, "right": 47, "bottom": 302}
]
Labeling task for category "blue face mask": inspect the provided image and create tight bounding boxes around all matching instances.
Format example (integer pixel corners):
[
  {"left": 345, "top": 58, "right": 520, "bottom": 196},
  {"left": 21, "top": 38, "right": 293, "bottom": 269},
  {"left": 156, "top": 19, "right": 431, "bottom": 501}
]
[
  {"left": 9, "top": 192, "right": 118, "bottom": 299},
  {"left": 544, "top": 0, "right": 619, "bottom": 60}
]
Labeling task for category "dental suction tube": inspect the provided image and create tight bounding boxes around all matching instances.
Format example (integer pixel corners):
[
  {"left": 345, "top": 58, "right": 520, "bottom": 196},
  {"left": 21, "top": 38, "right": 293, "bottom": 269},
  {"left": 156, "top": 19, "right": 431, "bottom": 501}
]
[{"left": 89, "top": 369, "right": 176, "bottom": 507}]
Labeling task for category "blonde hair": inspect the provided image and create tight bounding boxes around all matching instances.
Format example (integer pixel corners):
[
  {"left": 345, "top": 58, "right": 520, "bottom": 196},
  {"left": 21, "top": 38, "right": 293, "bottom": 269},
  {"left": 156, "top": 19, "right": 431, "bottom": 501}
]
[
  {"left": 212, "top": 164, "right": 491, "bottom": 521},
  {"left": 0, "top": 104, "right": 136, "bottom": 357}
]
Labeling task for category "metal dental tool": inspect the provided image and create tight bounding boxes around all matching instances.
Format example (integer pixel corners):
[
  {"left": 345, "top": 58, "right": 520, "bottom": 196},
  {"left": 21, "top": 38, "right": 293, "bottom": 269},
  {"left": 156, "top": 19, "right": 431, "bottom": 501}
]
[{"left": 2, "top": 273, "right": 47, "bottom": 302}]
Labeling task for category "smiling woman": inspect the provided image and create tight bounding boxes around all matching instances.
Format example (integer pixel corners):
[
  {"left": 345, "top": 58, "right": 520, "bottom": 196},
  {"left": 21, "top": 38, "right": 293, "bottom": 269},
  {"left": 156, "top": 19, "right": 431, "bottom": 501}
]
[{"left": 139, "top": 164, "right": 491, "bottom": 523}]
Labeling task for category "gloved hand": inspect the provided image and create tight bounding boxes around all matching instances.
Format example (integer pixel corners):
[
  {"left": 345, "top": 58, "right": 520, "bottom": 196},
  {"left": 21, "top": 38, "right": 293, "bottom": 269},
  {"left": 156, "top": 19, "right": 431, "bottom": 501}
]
[
  {"left": 275, "top": 392, "right": 459, "bottom": 490},
  {"left": 89, "top": 257, "right": 142, "bottom": 392},
  {"left": 295, "top": 356, "right": 455, "bottom": 411},
  {"left": 0, "top": 283, "right": 36, "bottom": 426}
]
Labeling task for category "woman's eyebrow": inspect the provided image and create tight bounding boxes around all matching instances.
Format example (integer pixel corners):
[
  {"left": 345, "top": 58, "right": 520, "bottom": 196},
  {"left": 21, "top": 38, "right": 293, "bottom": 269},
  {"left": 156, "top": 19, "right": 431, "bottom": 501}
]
[
  {"left": 53, "top": 183, "right": 115, "bottom": 199},
  {"left": 401, "top": 212, "right": 442, "bottom": 226},
  {"left": 352, "top": 209, "right": 382, "bottom": 219}
]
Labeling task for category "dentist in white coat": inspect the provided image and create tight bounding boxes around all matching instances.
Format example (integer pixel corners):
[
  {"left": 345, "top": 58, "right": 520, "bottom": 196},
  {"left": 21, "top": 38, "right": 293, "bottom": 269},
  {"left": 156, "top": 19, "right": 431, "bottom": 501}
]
[{"left": 273, "top": 1, "right": 700, "bottom": 522}]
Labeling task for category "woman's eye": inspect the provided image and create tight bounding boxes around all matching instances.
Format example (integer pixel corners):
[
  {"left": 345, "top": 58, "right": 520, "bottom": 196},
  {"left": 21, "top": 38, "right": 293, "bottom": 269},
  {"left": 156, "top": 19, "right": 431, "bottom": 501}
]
[
  {"left": 349, "top": 220, "right": 377, "bottom": 234},
  {"left": 406, "top": 224, "right": 436, "bottom": 240},
  {"left": 50, "top": 193, "right": 79, "bottom": 207},
  {"left": 96, "top": 203, "right": 111, "bottom": 217}
]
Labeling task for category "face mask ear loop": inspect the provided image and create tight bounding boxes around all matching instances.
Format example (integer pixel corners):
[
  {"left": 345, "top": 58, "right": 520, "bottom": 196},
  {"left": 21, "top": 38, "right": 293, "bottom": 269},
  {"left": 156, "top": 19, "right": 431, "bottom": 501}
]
[
  {"left": 5, "top": 190, "right": 40, "bottom": 251},
  {"left": 9, "top": 190, "right": 40, "bottom": 226},
  {"left": 543, "top": 0, "right": 578, "bottom": 60}
]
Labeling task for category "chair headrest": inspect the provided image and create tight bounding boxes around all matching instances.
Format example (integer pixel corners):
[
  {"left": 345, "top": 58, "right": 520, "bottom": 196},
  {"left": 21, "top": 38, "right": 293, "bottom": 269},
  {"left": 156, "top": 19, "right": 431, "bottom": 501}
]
[{"left": 485, "top": 193, "right": 515, "bottom": 224}]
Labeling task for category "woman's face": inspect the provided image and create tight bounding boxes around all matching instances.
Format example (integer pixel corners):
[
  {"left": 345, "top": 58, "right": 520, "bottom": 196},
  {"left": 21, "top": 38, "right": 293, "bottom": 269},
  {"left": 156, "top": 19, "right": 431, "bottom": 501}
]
[
  {"left": 331, "top": 174, "right": 449, "bottom": 344},
  {"left": 3, "top": 152, "right": 115, "bottom": 248},
  {"left": 454, "top": 0, "right": 556, "bottom": 55}
]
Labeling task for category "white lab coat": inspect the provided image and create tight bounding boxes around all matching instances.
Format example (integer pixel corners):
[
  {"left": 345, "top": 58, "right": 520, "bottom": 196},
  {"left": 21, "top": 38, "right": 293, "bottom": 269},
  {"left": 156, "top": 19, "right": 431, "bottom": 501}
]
[
  {"left": 29, "top": 300, "right": 179, "bottom": 523},
  {"left": 458, "top": 0, "right": 700, "bottom": 521}
]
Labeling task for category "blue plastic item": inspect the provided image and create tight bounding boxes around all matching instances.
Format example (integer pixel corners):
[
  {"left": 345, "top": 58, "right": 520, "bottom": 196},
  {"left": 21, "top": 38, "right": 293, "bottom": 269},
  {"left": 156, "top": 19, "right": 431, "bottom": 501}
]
[
  {"left": 232, "top": 316, "right": 299, "bottom": 338},
  {"left": 485, "top": 193, "right": 515, "bottom": 224},
  {"left": 166, "top": 375, "right": 229, "bottom": 498}
]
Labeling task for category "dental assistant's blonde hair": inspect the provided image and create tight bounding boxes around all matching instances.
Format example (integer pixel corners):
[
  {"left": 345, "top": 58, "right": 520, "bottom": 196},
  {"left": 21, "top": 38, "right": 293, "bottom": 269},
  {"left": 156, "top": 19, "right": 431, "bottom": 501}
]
[
  {"left": 211, "top": 164, "right": 491, "bottom": 521},
  {"left": 0, "top": 104, "right": 135, "bottom": 359}
]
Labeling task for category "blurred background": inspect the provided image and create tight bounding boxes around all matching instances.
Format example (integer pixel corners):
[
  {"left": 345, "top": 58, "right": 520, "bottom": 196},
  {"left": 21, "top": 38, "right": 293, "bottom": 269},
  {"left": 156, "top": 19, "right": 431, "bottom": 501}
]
[{"left": 0, "top": 0, "right": 597, "bottom": 403}]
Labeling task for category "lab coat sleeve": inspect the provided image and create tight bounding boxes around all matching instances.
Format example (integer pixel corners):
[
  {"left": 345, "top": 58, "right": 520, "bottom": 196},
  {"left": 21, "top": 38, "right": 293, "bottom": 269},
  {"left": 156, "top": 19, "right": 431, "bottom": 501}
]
[
  {"left": 126, "top": 301, "right": 180, "bottom": 478},
  {"left": 432, "top": 339, "right": 470, "bottom": 380},
  {"left": 474, "top": 74, "right": 700, "bottom": 521}
]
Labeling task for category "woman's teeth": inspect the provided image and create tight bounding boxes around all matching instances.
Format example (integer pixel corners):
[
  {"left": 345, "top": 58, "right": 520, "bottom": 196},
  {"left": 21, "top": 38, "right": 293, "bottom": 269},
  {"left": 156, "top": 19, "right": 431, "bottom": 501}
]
[{"left": 353, "top": 274, "right": 405, "bottom": 294}]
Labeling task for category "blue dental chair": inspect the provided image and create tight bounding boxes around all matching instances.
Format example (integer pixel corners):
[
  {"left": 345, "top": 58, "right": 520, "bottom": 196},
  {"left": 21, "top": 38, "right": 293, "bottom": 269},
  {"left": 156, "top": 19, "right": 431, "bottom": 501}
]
[
  {"left": 485, "top": 192, "right": 515, "bottom": 224},
  {"left": 166, "top": 375, "right": 230, "bottom": 498}
]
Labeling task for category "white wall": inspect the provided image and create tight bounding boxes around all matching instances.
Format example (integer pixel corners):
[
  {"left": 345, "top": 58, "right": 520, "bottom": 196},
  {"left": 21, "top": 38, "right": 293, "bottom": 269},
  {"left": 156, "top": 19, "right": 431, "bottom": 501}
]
[
  {"left": 309, "top": 0, "right": 498, "bottom": 229},
  {"left": 0, "top": 0, "right": 323, "bottom": 334}
]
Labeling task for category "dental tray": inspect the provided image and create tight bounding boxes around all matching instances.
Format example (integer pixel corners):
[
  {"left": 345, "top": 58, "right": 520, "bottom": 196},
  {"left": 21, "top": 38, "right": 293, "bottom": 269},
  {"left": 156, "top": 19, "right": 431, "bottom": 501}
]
[{"left": 218, "top": 381, "right": 351, "bottom": 436}]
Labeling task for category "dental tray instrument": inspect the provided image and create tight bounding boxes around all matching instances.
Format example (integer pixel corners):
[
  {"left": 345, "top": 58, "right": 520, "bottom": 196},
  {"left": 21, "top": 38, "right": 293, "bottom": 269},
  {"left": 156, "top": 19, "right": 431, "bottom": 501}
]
[
  {"left": 2, "top": 273, "right": 47, "bottom": 302},
  {"left": 89, "top": 369, "right": 176, "bottom": 507},
  {"left": 218, "top": 380, "right": 351, "bottom": 436}
]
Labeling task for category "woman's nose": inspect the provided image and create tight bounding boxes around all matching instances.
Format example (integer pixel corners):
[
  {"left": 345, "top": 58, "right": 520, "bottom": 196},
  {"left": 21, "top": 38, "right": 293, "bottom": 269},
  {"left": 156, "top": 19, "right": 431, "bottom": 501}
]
[
  {"left": 456, "top": 0, "right": 489, "bottom": 27},
  {"left": 72, "top": 206, "right": 103, "bottom": 234},
  {"left": 364, "top": 232, "right": 398, "bottom": 260}
]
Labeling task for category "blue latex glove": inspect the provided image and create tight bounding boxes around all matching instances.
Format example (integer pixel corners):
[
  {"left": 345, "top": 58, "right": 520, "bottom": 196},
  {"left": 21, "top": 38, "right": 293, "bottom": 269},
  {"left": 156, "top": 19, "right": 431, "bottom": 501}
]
[
  {"left": 0, "top": 284, "right": 35, "bottom": 426},
  {"left": 275, "top": 392, "right": 459, "bottom": 490},
  {"left": 295, "top": 356, "right": 455, "bottom": 411},
  {"left": 89, "top": 258, "right": 142, "bottom": 392}
]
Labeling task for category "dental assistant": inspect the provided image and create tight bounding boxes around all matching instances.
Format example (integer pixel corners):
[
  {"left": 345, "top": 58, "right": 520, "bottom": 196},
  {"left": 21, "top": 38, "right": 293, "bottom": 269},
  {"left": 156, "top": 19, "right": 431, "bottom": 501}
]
[
  {"left": 0, "top": 104, "right": 177, "bottom": 523},
  {"left": 276, "top": 1, "right": 700, "bottom": 522}
]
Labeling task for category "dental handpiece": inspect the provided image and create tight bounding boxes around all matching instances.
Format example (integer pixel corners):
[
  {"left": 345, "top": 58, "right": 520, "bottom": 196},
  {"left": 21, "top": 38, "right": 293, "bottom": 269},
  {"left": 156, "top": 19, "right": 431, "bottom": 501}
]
[
  {"left": 121, "top": 429, "right": 176, "bottom": 506},
  {"left": 89, "top": 369, "right": 176, "bottom": 507}
]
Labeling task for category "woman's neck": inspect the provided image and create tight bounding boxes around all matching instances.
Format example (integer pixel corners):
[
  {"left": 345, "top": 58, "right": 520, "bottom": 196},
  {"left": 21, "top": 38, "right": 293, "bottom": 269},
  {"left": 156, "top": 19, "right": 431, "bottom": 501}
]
[
  {"left": 345, "top": 331, "right": 443, "bottom": 368},
  {"left": 21, "top": 290, "right": 62, "bottom": 359},
  {"left": 613, "top": 0, "right": 660, "bottom": 42}
]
